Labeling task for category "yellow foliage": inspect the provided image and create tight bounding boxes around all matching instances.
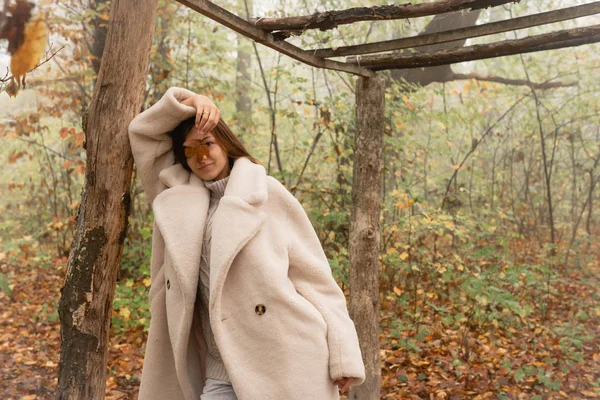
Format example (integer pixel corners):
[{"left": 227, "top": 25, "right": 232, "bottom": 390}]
[
  {"left": 119, "top": 307, "right": 131, "bottom": 320},
  {"left": 10, "top": 16, "right": 48, "bottom": 79},
  {"left": 402, "top": 95, "right": 415, "bottom": 111}
]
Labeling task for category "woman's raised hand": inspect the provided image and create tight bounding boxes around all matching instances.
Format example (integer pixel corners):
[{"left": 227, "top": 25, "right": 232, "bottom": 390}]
[{"left": 181, "top": 94, "right": 221, "bottom": 134}]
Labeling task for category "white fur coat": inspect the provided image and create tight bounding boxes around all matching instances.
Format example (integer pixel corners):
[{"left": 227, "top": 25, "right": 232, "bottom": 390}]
[{"left": 128, "top": 87, "right": 365, "bottom": 400}]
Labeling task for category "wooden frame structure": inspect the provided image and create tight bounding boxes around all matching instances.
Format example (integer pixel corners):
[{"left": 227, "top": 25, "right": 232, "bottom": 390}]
[
  {"left": 178, "top": 0, "right": 600, "bottom": 77},
  {"left": 171, "top": 1, "right": 600, "bottom": 398}
]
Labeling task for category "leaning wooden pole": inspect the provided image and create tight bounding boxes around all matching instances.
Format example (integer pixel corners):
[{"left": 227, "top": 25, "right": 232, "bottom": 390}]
[
  {"left": 349, "top": 76, "right": 385, "bottom": 400},
  {"left": 56, "top": 1, "right": 159, "bottom": 398}
]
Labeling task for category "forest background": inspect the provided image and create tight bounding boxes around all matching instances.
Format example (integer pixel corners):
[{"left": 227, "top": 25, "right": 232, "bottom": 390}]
[{"left": 0, "top": 0, "right": 599, "bottom": 398}]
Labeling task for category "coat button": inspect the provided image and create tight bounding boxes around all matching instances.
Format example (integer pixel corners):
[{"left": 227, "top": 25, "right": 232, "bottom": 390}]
[
  {"left": 255, "top": 304, "right": 266, "bottom": 315},
  {"left": 166, "top": 279, "right": 170, "bottom": 289}
]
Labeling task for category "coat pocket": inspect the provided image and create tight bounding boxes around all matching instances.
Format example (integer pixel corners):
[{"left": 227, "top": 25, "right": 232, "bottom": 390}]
[{"left": 288, "top": 289, "right": 328, "bottom": 335}]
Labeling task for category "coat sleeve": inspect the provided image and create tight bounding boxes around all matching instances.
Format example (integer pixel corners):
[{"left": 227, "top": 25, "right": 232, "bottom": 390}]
[
  {"left": 284, "top": 192, "right": 366, "bottom": 386},
  {"left": 128, "top": 86, "right": 198, "bottom": 204}
]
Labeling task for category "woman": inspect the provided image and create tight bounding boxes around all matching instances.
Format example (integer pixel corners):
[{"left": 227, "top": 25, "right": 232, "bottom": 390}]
[{"left": 128, "top": 87, "right": 365, "bottom": 400}]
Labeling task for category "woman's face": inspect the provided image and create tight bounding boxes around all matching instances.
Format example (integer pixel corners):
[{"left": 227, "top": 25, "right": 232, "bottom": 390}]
[{"left": 184, "top": 126, "right": 231, "bottom": 181}]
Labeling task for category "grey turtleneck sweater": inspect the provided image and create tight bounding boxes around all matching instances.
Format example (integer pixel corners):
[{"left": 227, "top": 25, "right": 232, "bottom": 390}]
[{"left": 196, "top": 174, "right": 230, "bottom": 382}]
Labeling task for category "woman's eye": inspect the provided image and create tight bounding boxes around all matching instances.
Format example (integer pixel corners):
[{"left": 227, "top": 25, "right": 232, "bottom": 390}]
[{"left": 205, "top": 142, "right": 213, "bottom": 147}]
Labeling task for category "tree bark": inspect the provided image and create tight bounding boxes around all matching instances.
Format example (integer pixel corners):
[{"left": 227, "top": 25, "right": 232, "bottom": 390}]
[
  {"left": 348, "top": 77, "right": 385, "bottom": 400},
  {"left": 56, "top": 1, "right": 159, "bottom": 398}
]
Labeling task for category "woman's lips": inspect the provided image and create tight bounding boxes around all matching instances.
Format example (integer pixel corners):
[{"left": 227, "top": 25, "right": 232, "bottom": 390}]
[{"left": 198, "top": 163, "right": 212, "bottom": 170}]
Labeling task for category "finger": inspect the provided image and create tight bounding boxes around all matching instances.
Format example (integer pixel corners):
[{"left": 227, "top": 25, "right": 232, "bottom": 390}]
[
  {"left": 213, "top": 107, "right": 221, "bottom": 129},
  {"left": 200, "top": 106, "right": 216, "bottom": 133},
  {"left": 197, "top": 110, "right": 211, "bottom": 133},
  {"left": 205, "top": 108, "right": 219, "bottom": 133},
  {"left": 341, "top": 380, "right": 352, "bottom": 393},
  {"left": 195, "top": 107, "right": 205, "bottom": 128}
]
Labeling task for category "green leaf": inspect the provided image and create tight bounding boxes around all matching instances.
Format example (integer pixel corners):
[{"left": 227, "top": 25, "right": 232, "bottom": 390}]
[
  {"left": 514, "top": 369, "right": 526, "bottom": 382},
  {"left": 0, "top": 273, "right": 11, "bottom": 297}
]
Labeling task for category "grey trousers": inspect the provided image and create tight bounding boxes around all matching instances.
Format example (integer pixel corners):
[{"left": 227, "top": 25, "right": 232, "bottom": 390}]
[{"left": 200, "top": 378, "right": 238, "bottom": 400}]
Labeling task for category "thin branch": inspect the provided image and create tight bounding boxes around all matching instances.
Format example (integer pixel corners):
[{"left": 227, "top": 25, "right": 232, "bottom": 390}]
[
  {"left": 11, "top": 136, "right": 74, "bottom": 160},
  {"left": 441, "top": 95, "right": 527, "bottom": 210},
  {"left": 294, "top": 68, "right": 324, "bottom": 192},
  {"left": 244, "top": 0, "right": 284, "bottom": 179},
  {"left": 0, "top": 45, "right": 65, "bottom": 83},
  {"left": 449, "top": 72, "right": 575, "bottom": 89}
]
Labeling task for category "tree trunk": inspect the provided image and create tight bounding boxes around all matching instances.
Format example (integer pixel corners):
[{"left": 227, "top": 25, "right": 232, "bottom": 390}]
[
  {"left": 364, "top": 11, "right": 481, "bottom": 398},
  {"left": 88, "top": 0, "right": 110, "bottom": 76},
  {"left": 586, "top": 170, "right": 594, "bottom": 235},
  {"left": 235, "top": 0, "right": 253, "bottom": 133},
  {"left": 349, "top": 77, "right": 385, "bottom": 400},
  {"left": 56, "top": 1, "right": 159, "bottom": 398},
  {"left": 149, "top": 0, "right": 177, "bottom": 104}
]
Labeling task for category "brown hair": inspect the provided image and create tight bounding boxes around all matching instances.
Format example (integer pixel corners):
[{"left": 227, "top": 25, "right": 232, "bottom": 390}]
[{"left": 169, "top": 117, "right": 261, "bottom": 172}]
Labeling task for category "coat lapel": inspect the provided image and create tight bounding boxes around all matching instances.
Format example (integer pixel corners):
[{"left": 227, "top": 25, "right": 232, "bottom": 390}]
[
  {"left": 208, "top": 158, "right": 268, "bottom": 315},
  {"left": 153, "top": 164, "right": 209, "bottom": 305},
  {"left": 152, "top": 157, "right": 269, "bottom": 309}
]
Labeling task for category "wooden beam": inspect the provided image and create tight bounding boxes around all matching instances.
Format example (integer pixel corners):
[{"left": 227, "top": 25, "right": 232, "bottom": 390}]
[
  {"left": 346, "top": 24, "right": 600, "bottom": 70},
  {"left": 176, "top": 0, "right": 375, "bottom": 77},
  {"left": 315, "top": 1, "right": 600, "bottom": 58},
  {"left": 249, "top": 0, "right": 519, "bottom": 32}
]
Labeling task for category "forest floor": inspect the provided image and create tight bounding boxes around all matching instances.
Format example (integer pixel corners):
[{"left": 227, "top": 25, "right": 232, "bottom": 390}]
[
  {"left": 0, "top": 241, "right": 598, "bottom": 399},
  {"left": 378, "top": 274, "right": 600, "bottom": 398}
]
